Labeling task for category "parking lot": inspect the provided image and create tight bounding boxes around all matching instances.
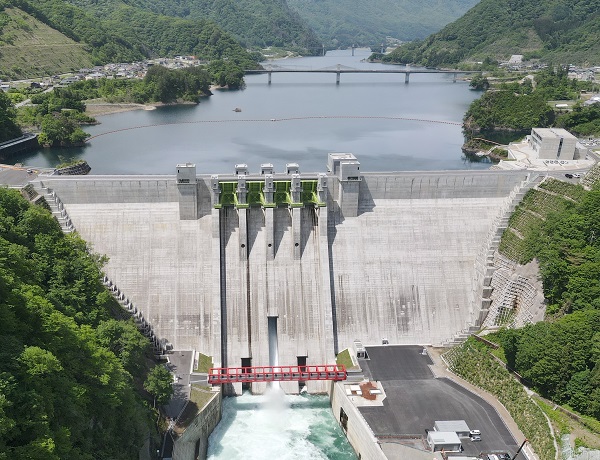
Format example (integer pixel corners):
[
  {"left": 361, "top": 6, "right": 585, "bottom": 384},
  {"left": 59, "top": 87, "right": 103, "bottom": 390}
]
[{"left": 358, "top": 345, "right": 525, "bottom": 459}]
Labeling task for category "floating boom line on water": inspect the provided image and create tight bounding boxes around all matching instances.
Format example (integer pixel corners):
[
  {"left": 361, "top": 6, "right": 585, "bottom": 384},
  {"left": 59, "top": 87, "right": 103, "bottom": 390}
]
[{"left": 85, "top": 115, "right": 461, "bottom": 141}]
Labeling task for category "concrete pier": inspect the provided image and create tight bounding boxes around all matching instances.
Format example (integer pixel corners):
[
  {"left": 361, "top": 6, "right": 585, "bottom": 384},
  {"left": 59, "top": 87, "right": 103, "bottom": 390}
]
[{"left": 34, "top": 156, "right": 528, "bottom": 394}]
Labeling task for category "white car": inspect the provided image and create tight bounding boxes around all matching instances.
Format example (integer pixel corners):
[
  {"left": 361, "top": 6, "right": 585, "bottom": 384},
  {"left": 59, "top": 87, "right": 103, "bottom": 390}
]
[
  {"left": 470, "top": 429, "right": 481, "bottom": 436},
  {"left": 573, "top": 173, "right": 582, "bottom": 178}
]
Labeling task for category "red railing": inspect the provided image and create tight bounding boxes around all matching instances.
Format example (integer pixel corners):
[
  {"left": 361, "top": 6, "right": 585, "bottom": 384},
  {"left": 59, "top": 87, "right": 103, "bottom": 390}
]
[{"left": 207, "top": 364, "right": 347, "bottom": 384}]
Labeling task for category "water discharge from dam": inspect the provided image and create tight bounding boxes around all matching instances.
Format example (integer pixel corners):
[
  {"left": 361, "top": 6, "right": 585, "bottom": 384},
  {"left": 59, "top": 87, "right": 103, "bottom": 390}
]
[
  {"left": 268, "top": 316, "right": 279, "bottom": 367},
  {"left": 27, "top": 50, "right": 534, "bottom": 456},
  {"left": 207, "top": 392, "right": 358, "bottom": 460}
]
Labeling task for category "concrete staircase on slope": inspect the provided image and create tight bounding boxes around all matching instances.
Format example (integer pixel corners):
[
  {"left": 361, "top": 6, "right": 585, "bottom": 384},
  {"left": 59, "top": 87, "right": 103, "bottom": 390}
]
[
  {"left": 33, "top": 181, "right": 168, "bottom": 355},
  {"left": 37, "top": 184, "right": 76, "bottom": 233},
  {"left": 441, "top": 173, "right": 542, "bottom": 347}
]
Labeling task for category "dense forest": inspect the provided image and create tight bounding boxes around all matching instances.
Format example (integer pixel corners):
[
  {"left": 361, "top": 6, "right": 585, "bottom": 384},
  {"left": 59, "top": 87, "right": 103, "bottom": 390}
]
[
  {"left": 463, "top": 67, "right": 600, "bottom": 136},
  {"left": 488, "top": 180, "right": 600, "bottom": 419},
  {"left": 0, "top": 188, "right": 161, "bottom": 459},
  {"left": 67, "top": 0, "right": 321, "bottom": 51},
  {"left": 287, "top": 0, "right": 478, "bottom": 49},
  {"left": 383, "top": 0, "right": 600, "bottom": 67},
  {"left": 0, "top": 91, "right": 21, "bottom": 142}
]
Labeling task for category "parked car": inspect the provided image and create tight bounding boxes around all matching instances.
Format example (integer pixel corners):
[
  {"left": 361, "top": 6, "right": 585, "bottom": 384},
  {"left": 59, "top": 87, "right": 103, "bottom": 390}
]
[
  {"left": 565, "top": 173, "right": 574, "bottom": 178},
  {"left": 573, "top": 173, "right": 582, "bottom": 178},
  {"left": 471, "top": 435, "right": 481, "bottom": 441},
  {"left": 470, "top": 429, "right": 481, "bottom": 436}
]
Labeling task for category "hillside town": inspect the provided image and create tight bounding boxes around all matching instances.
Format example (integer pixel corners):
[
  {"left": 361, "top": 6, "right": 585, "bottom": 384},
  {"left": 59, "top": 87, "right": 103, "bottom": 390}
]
[{"left": 0, "top": 56, "right": 204, "bottom": 89}]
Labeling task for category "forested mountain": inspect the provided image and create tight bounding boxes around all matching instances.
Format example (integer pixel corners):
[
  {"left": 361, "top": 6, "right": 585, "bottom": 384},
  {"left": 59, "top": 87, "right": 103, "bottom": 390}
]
[
  {"left": 0, "top": 0, "right": 260, "bottom": 79},
  {"left": 384, "top": 0, "right": 600, "bottom": 67},
  {"left": 287, "top": 0, "right": 479, "bottom": 49},
  {"left": 0, "top": 188, "right": 154, "bottom": 459},
  {"left": 53, "top": 0, "right": 320, "bottom": 51}
]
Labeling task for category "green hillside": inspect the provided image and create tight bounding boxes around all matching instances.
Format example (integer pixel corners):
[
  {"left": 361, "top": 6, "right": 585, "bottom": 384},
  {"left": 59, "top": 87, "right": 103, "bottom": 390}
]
[
  {"left": 287, "top": 0, "right": 479, "bottom": 49},
  {"left": 0, "top": 5, "right": 93, "bottom": 79},
  {"left": 384, "top": 0, "right": 600, "bottom": 67},
  {"left": 0, "top": 0, "right": 260, "bottom": 79},
  {"left": 65, "top": 0, "right": 321, "bottom": 52},
  {"left": 0, "top": 187, "right": 156, "bottom": 459}
]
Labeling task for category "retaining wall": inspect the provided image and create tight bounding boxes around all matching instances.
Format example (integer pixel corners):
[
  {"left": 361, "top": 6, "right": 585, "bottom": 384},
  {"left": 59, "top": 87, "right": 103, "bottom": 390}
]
[{"left": 172, "top": 389, "right": 222, "bottom": 460}]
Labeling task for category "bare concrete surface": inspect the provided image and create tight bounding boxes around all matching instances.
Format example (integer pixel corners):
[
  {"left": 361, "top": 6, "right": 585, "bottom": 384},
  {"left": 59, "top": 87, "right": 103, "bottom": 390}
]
[
  {"left": 35, "top": 169, "right": 527, "bottom": 396},
  {"left": 0, "top": 166, "right": 37, "bottom": 186},
  {"left": 331, "top": 197, "right": 506, "bottom": 349}
]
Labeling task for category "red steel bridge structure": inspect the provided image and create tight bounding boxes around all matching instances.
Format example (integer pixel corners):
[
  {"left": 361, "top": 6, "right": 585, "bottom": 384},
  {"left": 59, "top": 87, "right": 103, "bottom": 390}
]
[{"left": 208, "top": 365, "right": 347, "bottom": 385}]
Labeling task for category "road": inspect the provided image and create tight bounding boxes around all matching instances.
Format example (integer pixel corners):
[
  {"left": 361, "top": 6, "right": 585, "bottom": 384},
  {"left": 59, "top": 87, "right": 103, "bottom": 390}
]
[{"left": 15, "top": 86, "right": 53, "bottom": 108}]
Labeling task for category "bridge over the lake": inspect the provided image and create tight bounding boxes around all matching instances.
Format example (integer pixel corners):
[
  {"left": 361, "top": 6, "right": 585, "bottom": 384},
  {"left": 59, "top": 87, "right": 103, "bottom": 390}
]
[{"left": 244, "top": 64, "right": 478, "bottom": 84}]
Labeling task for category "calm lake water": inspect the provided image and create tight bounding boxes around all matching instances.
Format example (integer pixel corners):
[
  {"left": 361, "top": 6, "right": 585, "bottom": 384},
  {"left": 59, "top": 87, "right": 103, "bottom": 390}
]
[{"left": 12, "top": 49, "right": 489, "bottom": 174}]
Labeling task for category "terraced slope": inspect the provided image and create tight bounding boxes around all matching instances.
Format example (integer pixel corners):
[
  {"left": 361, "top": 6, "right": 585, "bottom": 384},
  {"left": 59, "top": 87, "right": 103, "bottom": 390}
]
[{"left": 0, "top": 6, "right": 92, "bottom": 79}]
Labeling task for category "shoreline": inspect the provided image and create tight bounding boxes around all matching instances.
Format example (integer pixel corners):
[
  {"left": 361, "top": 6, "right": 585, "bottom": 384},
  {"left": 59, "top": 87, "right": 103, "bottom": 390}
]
[
  {"left": 85, "top": 90, "right": 217, "bottom": 118},
  {"left": 84, "top": 102, "right": 158, "bottom": 117}
]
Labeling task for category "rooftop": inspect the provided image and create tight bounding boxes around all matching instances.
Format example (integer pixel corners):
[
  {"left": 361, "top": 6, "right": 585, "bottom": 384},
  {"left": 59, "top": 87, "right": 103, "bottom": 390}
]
[{"left": 532, "top": 127, "right": 577, "bottom": 139}]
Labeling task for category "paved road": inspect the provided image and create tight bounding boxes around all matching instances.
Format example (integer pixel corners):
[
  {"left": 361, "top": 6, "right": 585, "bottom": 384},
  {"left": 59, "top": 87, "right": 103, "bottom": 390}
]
[
  {"left": 163, "top": 350, "right": 193, "bottom": 420},
  {"left": 358, "top": 345, "right": 527, "bottom": 460},
  {"left": 15, "top": 86, "right": 53, "bottom": 108}
]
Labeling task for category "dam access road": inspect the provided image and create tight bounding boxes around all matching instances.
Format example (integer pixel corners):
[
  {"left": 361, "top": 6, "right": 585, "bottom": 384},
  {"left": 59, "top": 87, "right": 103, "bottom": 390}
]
[{"left": 32, "top": 154, "right": 537, "bottom": 395}]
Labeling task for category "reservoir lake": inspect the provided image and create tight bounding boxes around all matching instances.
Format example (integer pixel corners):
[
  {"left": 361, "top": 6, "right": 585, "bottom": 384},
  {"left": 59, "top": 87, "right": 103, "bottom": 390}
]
[{"left": 13, "top": 49, "right": 487, "bottom": 175}]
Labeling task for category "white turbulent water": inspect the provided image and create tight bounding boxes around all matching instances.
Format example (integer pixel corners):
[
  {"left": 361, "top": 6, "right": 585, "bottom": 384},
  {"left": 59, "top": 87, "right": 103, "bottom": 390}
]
[{"left": 207, "top": 390, "right": 357, "bottom": 460}]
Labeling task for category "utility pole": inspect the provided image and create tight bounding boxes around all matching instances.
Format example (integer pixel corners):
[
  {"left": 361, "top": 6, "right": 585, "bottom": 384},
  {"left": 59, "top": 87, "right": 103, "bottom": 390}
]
[{"left": 511, "top": 438, "right": 528, "bottom": 460}]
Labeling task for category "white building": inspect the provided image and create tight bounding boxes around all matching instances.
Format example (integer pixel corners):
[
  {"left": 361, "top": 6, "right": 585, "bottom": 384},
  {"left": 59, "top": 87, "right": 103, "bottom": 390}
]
[
  {"left": 528, "top": 128, "right": 577, "bottom": 160},
  {"left": 433, "top": 420, "right": 471, "bottom": 438},
  {"left": 427, "top": 431, "right": 462, "bottom": 452}
]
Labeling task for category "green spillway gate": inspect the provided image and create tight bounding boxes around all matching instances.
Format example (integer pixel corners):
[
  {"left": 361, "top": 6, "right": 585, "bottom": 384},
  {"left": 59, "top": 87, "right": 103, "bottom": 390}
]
[
  {"left": 247, "top": 181, "right": 265, "bottom": 207},
  {"left": 215, "top": 180, "right": 324, "bottom": 208}
]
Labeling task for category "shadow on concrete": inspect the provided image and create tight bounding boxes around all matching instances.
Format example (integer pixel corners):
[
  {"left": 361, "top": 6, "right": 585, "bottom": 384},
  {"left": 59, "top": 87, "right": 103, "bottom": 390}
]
[
  {"left": 273, "top": 207, "right": 291, "bottom": 257},
  {"left": 246, "top": 207, "right": 263, "bottom": 254},
  {"left": 357, "top": 179, "right": 376, "bottom": 215}
]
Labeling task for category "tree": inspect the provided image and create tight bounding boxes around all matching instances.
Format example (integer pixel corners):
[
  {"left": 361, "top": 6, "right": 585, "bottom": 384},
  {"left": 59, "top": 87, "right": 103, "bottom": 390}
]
[
  {"left": 0, "top": 91, "right": 22, "bottom": 143},
  {"left": 144, "top": 365, "right": 173, "bottom": 407},
  {"left": 0, "top": 189, "right": 154, "bottom": 459},
  {"left": 38, "top": 113, "right": 90, "bottom": 147},
  {"left": 96, "top": 319, "right": 150, "bottom": 376},
  {"left": 469, "top": 74, "right": 489, "bottom": 91}
]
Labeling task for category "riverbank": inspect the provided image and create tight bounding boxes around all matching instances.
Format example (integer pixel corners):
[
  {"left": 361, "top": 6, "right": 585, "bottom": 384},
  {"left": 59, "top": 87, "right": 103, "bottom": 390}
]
[
  {"left": 85, "top": 102, "right": 159, "bottom": 117},
  {"left": 85, "top": 98, "right": 210, "bottom": 117}
]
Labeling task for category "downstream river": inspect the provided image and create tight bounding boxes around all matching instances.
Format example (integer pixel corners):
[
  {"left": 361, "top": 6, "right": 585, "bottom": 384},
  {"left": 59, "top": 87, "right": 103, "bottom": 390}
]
[{"left": 13, "top": 49, "right": 487, "bottom": 174}]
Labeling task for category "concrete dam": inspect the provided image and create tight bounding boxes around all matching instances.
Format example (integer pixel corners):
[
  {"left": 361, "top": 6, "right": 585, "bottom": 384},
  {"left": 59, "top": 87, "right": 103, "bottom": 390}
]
[{"left": 34, "top": 154, "right": 532, "bottom": 394}]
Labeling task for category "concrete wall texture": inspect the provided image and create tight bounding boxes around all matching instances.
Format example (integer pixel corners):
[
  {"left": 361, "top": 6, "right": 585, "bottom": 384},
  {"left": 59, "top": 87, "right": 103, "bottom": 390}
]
[
  {"left": 329, "top": 382, "right": 387, "bottom": 460},
  {"left": 172, "top": 389, "right": 222, "bottom": 460},
  {"left": 35, "top": 164, "right": 528, "bottom": 394}
]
